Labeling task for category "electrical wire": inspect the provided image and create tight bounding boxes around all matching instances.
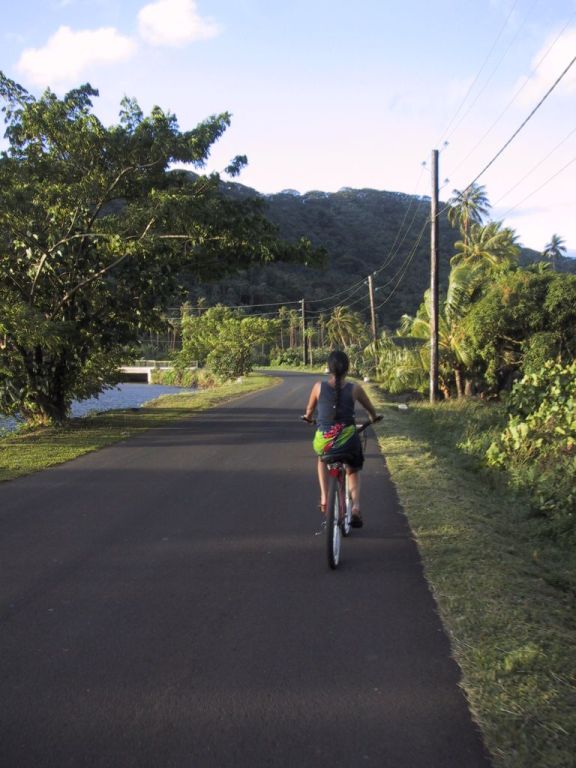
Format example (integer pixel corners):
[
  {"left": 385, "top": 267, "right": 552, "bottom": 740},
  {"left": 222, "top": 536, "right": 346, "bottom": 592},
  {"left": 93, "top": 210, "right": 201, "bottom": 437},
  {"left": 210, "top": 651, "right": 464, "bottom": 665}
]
[
  {"left": 463, "top": 50, "right": 576, "bottom": 192},
  {"left": 493, "top": 124, "right": 576, "bottom": 207},
  {"left": 436, "top": 0, "right": 522, "bottom": 147},
  {"left": 499, "top": 154, "right": 576, "bottom": 219},
  {"left": 165, "top": 159, "right": 431, "bottom": 322},
  {"left": 442, "top": 0, "right": 539, "bottom": 150},
  {"left": 374, "top": 221, "right": 429, "bottom": 311},
  {"left": 369, "top": 165, "right": 427, "bottom": 278},
  {"left": 303, "top": 208, "right": 430, "bottom": 319},
  {"left": 447, "top": 11, "right": 576, "bottom": 177}
]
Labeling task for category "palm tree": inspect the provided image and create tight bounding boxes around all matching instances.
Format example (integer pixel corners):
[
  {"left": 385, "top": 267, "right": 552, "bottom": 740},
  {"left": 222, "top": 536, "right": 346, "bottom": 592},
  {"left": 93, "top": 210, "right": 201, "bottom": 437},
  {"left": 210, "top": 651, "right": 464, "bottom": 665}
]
[
  {"left": 287, "top": 308, "right": 300, "bottom": 349},
  {"left": 372, "top": 331, "right": 429, "bottom": 394},
  {"left": 543, "top": 233, "right": 566, "bottom": 271},
  {"left": 398, "top": 290, "right": 475, "bottom": 398},
  {"left": 325, "top": 306, "right": 369, "bottom": 350},
  {"left": 452, "top": 221, "right": 520, "bottom": 272},
  {"left": 447, "top": 183, "right": 491, "bottom": 243}
]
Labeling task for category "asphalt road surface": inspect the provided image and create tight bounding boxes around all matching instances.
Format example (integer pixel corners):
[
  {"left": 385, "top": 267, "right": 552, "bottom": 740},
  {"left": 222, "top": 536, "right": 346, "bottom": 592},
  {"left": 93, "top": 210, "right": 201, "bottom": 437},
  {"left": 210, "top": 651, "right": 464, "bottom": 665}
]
[{"left": 0, "top": 373, "right": 493, "bottom": 767}]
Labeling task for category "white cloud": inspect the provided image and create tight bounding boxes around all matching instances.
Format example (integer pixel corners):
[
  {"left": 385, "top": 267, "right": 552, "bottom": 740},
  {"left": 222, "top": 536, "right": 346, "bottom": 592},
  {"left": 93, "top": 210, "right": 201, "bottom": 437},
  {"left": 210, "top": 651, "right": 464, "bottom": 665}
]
[
  {"left": 17, "top": 25, "right": 137, "bottom": 88},
  {"left": 138, "top": 0, "right": 221, "bottom": 47},
  {"left": 515, "top": 27, "right": 576, "bottom": 106}
]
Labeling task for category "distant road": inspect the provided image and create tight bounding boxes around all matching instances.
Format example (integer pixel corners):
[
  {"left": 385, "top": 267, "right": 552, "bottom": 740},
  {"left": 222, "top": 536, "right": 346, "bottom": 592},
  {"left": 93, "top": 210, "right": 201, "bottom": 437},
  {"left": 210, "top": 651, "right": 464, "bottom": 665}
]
[{"left": 0, "top": 372, "right": 492, "bottom": 767}]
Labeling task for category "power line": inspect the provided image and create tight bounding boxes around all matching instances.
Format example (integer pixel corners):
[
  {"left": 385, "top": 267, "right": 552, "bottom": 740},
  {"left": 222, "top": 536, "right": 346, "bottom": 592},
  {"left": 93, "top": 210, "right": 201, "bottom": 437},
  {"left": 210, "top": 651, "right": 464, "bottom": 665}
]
[
  {"left": 500, "top": 154, "right": 576, "bottom": 219},
  {"left": 370, "top": 166, "right": 427, "bottom": 278},
  {"left": 464, "top": 50, "right": 576, "bottom": 192},
  {"left": 493, "top": 124, "right": 576, "bottom": 207},
  {"left": 305, "top": 206, "right": 431, "bottom": 319},
  {"left": 374, "top": 221, "right": 429, "bottom": 311},
  {"left": 436, "top": 0, "right": 522, "bottom": 147},
  {"left": 442, "top": 0, "right": 539, "bottom": 149},
  {"left": 447, "top": 11, "right": 576, "bottom": 177}
]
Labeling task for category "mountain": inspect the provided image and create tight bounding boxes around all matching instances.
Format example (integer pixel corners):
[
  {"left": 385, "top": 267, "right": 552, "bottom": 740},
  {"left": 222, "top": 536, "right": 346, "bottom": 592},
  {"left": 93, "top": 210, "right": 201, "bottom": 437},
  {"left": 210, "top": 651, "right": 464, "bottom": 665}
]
[{"left": 183, "top": 181, "right": 574, "bottom": 330}]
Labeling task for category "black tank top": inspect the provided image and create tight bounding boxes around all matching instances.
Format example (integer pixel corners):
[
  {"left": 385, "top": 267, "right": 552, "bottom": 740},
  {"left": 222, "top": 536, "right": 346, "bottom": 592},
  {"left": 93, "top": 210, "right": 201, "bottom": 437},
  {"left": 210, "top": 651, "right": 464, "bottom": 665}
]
[{"left": 317, "top": 381, "right": 355, "bottom": 427}]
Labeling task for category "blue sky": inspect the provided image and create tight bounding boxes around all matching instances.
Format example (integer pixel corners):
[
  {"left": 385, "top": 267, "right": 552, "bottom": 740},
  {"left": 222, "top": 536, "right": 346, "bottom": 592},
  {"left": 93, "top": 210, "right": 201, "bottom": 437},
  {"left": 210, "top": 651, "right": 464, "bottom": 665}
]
[{"left": 3, "top": 0, "right": 576, "bottom": 254}]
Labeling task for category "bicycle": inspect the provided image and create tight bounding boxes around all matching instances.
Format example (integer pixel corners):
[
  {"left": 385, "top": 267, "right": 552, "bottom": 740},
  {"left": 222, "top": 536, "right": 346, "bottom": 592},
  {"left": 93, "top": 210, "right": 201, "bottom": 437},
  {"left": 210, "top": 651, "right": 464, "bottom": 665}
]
[{"left": 301, "top": 416, "right": 382, "bottom": 569}]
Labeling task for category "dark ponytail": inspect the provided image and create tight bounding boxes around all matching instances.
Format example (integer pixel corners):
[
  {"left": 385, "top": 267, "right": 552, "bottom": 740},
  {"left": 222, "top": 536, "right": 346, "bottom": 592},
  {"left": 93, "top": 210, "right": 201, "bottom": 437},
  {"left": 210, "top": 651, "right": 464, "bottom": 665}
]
[{"left": 327, "top": 351, "right": 349, "bottom": 422}]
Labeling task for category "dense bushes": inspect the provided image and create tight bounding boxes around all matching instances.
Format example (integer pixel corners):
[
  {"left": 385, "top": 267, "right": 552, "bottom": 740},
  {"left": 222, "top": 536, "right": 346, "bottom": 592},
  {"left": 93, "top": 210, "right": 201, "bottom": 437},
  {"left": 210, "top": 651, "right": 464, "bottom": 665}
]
[
  {"left": 149, "top": 367, "right": 220, "bottom": 388},
  {"left": 487, "top": 360, "right": 576, "bottom": 530},
  {"left": 177, "top": 307, "right": 279, "bottom": 379}
]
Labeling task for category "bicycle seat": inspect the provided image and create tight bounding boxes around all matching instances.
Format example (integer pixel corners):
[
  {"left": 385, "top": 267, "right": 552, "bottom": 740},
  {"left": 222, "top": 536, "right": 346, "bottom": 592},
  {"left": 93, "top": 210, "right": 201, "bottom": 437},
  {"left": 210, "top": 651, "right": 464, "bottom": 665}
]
[{"left": 320, "top": 451, "right": 354, "bottom": 465}]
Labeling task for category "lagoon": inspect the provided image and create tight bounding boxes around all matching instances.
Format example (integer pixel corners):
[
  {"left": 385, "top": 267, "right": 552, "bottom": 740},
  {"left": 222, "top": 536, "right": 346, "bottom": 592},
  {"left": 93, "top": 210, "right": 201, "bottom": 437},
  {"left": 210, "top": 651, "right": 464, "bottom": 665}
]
[{"left": 0, "top": 383, "right": 193, "bottom": 436}]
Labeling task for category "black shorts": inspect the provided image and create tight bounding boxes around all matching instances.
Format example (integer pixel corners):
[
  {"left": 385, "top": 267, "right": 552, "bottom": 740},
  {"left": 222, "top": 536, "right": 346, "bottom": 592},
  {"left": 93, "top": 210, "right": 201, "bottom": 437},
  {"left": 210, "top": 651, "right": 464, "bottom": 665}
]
[{"left": 323, "top": 431, "right": 364, "bottom": 473}]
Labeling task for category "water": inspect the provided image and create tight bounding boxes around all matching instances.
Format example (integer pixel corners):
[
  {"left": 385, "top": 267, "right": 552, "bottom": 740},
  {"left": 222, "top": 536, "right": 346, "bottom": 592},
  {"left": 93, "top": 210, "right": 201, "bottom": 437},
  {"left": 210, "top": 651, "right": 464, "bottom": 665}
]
[{"left": 0, "top": 383, "right": 194, "bottom": 436}]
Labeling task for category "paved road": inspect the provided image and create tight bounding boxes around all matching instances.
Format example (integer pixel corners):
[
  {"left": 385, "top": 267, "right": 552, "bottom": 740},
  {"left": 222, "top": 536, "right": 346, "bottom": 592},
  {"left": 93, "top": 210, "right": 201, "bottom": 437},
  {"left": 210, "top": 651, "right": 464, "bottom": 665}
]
[{"left": 0, "top": 373, "right": 492, "bottom": 767}]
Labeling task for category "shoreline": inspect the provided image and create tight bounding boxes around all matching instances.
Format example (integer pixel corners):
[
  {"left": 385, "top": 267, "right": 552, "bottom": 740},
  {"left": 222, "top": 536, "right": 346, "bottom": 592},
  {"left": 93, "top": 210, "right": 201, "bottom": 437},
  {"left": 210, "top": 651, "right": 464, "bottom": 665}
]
[{"left": 0, "top": 375, "right": 279, "bottom": 482}]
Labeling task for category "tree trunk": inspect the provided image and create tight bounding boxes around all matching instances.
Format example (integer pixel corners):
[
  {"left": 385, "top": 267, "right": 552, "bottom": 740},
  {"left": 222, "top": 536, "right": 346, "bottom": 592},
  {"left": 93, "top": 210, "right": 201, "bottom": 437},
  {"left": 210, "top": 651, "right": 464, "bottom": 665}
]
[
  {"left": 454, "top": 367, "right": 464, "bottom": 399},
  {"left": 21, "top": 348, "right": 71, "bottom": 425}
]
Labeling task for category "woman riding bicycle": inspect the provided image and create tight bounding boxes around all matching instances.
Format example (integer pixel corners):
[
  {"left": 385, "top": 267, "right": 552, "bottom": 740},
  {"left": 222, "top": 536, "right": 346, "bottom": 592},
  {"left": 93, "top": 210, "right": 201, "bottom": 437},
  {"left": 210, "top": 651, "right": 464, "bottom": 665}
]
[{"left": 303, "top": 350, "right": 379, "bottom": 528}]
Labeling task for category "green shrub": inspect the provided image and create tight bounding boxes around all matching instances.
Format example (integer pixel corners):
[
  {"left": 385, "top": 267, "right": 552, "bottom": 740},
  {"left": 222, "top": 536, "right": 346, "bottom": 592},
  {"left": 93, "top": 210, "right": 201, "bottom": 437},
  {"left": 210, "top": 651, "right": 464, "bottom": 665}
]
[
  {"left": 206, "top": 344, "right": 252, "bottom": 380},
  {"left": 150, "top": 368, "right": 221, "bottom": 389},
  {"left": 487, "top": 360, "right": 576, "bottom": 528},
  {"left": 269, "top": 347, "right": 304, "bottom": 367}
]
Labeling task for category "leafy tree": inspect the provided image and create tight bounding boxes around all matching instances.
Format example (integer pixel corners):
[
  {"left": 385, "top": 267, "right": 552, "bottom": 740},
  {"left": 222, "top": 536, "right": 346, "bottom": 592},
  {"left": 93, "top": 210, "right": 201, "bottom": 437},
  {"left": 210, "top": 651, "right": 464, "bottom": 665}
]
[
  {"left": 542, "top": 233, "right": 567, "bottom": 271},
  {"left": 0, "top": 73, "right": 315, "bottom": 424},
  {"left": 178, "top": 305, "right": 278, "bottom": 378},
  {"left": 463, "top": 271, "right": 576, "bottom": 389}
]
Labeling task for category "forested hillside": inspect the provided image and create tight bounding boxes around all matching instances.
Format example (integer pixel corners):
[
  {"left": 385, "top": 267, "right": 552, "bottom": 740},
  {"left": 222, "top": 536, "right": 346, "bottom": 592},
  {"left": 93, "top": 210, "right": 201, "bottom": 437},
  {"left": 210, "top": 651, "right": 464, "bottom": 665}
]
[{"left": 183, "top": 181, "right": 570, "bottom": 330}]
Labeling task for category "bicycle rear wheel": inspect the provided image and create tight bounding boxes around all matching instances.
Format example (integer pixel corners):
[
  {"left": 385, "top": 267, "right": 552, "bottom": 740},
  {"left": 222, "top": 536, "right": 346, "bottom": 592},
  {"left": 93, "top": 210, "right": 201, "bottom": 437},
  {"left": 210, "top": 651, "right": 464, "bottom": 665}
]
[{"left": 326, "top": 472, "right": 343, "bottom": 569}]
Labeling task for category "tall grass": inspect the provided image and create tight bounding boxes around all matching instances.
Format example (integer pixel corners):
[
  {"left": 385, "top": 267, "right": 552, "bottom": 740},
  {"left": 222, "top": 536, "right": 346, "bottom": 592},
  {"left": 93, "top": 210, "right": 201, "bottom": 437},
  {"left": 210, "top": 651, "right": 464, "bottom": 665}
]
[{"left": 369, "top": 391, "right": 576, "bottom": 768}]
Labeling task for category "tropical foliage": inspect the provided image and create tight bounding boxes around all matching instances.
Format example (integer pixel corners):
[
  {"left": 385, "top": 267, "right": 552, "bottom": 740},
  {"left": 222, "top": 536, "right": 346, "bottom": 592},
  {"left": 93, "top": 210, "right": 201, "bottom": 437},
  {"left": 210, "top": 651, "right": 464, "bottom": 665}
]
[
  {"left": 463, "top": 271, "right": 576, "bottom": 387},
  {"left": 486, "top": 360, "right": 576, "bottom": 527},
  {"left": 367, "top": 181, "right": 575, "bottom": 401}
]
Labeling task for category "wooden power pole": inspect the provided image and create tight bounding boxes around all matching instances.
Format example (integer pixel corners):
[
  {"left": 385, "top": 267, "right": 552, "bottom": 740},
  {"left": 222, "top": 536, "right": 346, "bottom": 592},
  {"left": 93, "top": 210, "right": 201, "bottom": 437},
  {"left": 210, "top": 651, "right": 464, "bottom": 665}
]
[
  {"left": 368, "top": 274, "right": 377, "bottom": 341},
  {"left": 301, "top": 298, "right": 308, "bottom": 366},
  {"left": 430, "top": 149, "right": 440, "bottom": 403}
]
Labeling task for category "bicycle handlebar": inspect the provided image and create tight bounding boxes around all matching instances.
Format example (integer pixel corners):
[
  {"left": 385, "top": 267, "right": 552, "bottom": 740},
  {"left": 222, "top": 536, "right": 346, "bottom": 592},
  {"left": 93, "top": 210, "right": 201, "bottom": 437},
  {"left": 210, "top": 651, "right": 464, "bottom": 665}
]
[{"left": 300, "top": 415, "right": 382, "bottom": 432}]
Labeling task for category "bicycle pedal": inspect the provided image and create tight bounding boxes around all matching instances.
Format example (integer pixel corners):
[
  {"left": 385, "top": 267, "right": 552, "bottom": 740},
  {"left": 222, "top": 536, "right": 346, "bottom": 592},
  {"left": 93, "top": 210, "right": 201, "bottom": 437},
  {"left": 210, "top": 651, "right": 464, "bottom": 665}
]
[{"left": 314, "top": 520, "right": 327, "bottom": 536}]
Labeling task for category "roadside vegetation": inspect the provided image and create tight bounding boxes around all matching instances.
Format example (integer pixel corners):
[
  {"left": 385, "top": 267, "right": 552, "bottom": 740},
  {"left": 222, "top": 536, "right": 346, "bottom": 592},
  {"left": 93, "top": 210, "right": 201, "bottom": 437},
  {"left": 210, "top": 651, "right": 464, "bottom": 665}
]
[
  {"left": 0, "top": 72, "right": 320, "bottom": 428},
  {"left": 369, "top": 391, "right": 576, "bottom": 768},
  {"left": 0, "top": 375, "right": 278, "bottom": 483}
]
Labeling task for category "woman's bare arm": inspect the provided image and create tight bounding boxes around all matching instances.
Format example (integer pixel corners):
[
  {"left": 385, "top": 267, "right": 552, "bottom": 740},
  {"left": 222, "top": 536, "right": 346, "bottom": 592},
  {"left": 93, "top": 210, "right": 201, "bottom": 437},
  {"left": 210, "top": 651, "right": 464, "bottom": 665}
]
[
  {"left": 352, "top": 383, "right": 378, "bottom": 421},
  {"left": 304, "top": 381, "right": 321, "bottom": 421}
]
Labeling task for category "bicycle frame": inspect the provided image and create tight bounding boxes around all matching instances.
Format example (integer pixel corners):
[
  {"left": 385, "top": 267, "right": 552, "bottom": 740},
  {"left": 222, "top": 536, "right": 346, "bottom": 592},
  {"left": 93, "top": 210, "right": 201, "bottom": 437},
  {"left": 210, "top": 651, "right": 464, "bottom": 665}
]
[
  {"left": 324, "top": 459, "right": 352, "bottom": 569},
  {"left": 301, "top": 416, "right": 381, "bottom": 570}
]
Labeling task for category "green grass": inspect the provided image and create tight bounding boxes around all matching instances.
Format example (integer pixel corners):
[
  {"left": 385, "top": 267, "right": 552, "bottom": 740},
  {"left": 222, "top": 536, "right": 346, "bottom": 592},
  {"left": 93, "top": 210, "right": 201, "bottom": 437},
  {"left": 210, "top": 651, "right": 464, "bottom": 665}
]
[
  {"left": 367, "top": 390, "right": 576, "bottom": 768},
  {"left": 0, "top": 375, "right": 279, "bottom": 483}
]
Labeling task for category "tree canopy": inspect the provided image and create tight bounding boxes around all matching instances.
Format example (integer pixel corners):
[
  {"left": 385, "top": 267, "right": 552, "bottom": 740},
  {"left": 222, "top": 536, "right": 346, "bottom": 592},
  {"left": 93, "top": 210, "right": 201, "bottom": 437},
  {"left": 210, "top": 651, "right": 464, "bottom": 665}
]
[{"left": 0, "top": 73, "right": 317, "bottom": 423}]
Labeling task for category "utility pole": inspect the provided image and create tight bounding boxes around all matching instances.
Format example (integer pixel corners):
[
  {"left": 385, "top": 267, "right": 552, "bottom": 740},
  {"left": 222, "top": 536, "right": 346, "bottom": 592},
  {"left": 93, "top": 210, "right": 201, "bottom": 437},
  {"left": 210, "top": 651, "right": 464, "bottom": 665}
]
[
  {"left": 301, "top": 298, "right": 308, "bottom": 366},
  {"left": 367, "top": 274, "right": 377, "bottom": 342},
  {"left": 430, "top": 148, "right": 440, "bottom": 404}
]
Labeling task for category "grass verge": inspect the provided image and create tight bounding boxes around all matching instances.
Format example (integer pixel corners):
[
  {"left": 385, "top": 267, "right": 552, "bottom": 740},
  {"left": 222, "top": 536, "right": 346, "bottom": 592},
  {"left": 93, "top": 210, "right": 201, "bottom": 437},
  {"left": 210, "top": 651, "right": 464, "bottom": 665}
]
[
  {"left": 0, "top": 375, "right": 279, "bottom": 483},
  {"left": 367, "top": 389, "right": 576, "bottom": 768}
]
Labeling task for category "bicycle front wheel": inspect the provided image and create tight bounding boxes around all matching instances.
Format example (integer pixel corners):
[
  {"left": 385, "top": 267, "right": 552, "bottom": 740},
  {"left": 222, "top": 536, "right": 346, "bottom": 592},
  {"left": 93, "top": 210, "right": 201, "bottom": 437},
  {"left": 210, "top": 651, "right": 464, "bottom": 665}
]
[
  {"left": 342, "top": 472, "right": 352, "bottom": 537},
  {"left": 326, "top": 473, "right": 343, "bottom": 569}
]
